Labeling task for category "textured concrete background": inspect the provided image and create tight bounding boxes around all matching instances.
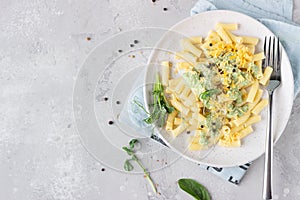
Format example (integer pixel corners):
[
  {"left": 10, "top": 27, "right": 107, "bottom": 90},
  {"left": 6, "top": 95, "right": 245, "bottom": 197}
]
[{"left": 1, "top": 0, "right": 300, "bottom": 199}]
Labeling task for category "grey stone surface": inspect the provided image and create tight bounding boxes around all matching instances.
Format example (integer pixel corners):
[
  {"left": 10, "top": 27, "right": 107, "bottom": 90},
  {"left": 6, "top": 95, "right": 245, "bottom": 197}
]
[{"left": 1, "top": 0, "right": 300, "bottom": 199}]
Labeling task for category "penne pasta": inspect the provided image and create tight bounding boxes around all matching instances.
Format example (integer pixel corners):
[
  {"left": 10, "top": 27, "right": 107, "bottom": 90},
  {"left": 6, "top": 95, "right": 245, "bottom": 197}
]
[
  {"left": 165, "top": 110, "right": 178, "bottom": 131},
  {"left": 183, "top": 92, "right": 198, "bottom": 107},
  {"left": 168, "top": 77, "right": 182, "bottom": 87},
  {"left": 176, "top": 62, "right": 193, "bottom": 71},
  {"left": 232, "top": 112, "right": 251, "bottom": 127},
  {"left": 252, "top": 52, "right": 265, "bottom": 61},
  {"left": 216, "top": 22, "right": 238, "bottom": 30},
  {"left": 170, "top": 123, "right": 188, "bottom": 137},
  {"left": 244, "top": 115, "right": 261, "bottom": 127},
  {"left": 239, "top": 125, "right": 253, "bottom": 139},
  {"left": 189, "top": 36, "right": 202, "bottom": 44},
  {"left": 218, "top": 137, "right": 241, "bottom": 147},
  {"left": 170, "top": 99, "right": 190, "bottom": 116},
  {"left": 205, "top": 30, "right": 221, "bottom": 42},
  {"left": 179, "top": 86, "right": 191, "bottom": 99},
  {"left": 174, "top": 117, "right": 182, "bottom": 126},
  {"left": 246, "top": 80, "right": 259, "bottom": 103},
  {"left": 192, "top": 112, "right": 206, "bottom": 122},
  {"left": 180, "top": 39, "right": 202, "bottom": 57},
  {"left": 245, "top": 44, "right": 255, "bottom": 54},
  {"left": 216, "top": 27, "right": 232, "bottom": 44},
  {"left": 175, "top": 51, "right": 198, "bottom": 63},
  {"left": 259, "top": 66, "right": 273, "bottom": 85},
  {"left": 230, "top": 125, "right": 245, "bottom": 135},
  {"left": 254, "top": 60, "right": 264, "bottom": 79},
  {"left": 221, "top": 125, "right": 231, "bottom": 136},
  {"left": 188, "top": 143, "right": 203, "bottom": 150},
  {"left": 174, "top": 79, "right": 186, "bottom": 94},
  {"left": 242, "top": 36, "right": 259, "bottom": 45},
  {"left": 225, "top": 29, "right": 243, "bottom": 43},
  {"left": 251, "top": 99, "right": 268, "bottom": 115},
  {"left": 161, "top": 61, "right": 170, "bottom": 86}
]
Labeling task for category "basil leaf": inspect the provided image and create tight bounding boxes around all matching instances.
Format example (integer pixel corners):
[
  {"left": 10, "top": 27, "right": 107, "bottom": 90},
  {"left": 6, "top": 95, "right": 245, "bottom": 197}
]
[
  {"left": 124, "top": 159, "right": 134, "bottom": 171},
  {"left": 200, "top": 89, "right": 220, "bottom": 100},
  {"left": 129, "top": 139, "right": 138, "bottom": 149},
  {"left": 178, "top": 178, "right": 211, "bottom": 200}
]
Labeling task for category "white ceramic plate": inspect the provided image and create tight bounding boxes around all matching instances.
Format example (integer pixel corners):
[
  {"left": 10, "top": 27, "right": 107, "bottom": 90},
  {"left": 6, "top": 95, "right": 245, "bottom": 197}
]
[{"left": 144, "top": 10, "right": 294, "bottom": 167}]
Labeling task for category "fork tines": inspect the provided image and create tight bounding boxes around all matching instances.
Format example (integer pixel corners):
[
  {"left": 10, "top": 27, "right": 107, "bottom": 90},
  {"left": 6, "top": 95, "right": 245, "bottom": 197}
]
[{"left": 264, "top": 36, "right": 282, "bottom": 80}]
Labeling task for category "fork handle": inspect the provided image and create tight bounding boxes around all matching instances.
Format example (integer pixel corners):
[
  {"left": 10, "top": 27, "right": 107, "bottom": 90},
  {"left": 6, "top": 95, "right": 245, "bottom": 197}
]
[{"left": 263, "top": 91, "right": 274, "bottom": 200}]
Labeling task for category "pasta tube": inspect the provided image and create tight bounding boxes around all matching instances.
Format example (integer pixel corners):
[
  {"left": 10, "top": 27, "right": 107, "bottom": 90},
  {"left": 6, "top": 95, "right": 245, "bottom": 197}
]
[
  {"left": 251, "top": 99, "right": 268, "bottom": 115},
  {"left": 259, "top": 66, "right": 273, "bottom": 85},
  {"left": 244, "top": 115, "right": 261, "bottom": 127},
  {"left": 242, "top": 36, "right": 259, "bottom": 45},
  {"left": 170, "top": 123, "right": 188, "bottom": 137},
  {"left": 216, "top": 27, "right": 232, "bottom": 44},
  {"left": 165, "top": 110, "right": 178, "bottom": 131},
  {"left": 180, "top": 39, "right": 202, "bottom": 57},
  {"left": 216, "top": 22, "right": 238, "bottom": 30},
  {"left": 239, "top": 126, "right": 253, "bottom": 139},
  {"left": 246, "top": 80, "right": 259, "bottom": 103},
  {"left": 161, "top": 61, "right": 170, "bottom": 86}
]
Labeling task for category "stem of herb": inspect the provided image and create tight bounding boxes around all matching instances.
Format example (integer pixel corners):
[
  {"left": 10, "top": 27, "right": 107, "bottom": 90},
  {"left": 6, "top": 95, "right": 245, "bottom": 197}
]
[
  {"left": 133, "top": 99, "right": 149, "bottom": 114},
  {"left": 132, "top": 155, "right": 157, "bottom": 194}
]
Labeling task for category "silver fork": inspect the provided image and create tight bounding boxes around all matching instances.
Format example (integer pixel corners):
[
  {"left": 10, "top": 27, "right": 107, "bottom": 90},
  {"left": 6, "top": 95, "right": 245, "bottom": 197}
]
[{"left": 262, "top": 36, "right": 282, "bottom": 200}]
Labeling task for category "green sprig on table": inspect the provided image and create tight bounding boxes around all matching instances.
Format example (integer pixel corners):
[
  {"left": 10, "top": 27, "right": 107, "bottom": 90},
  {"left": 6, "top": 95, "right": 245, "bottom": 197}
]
[{"left": 122, "top": 139, "right": 157, "bottom": 194}]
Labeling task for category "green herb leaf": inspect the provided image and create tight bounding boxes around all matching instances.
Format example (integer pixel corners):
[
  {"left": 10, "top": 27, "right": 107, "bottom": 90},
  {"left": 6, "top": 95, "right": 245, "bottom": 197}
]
[
  {"left": 141, "top": 73, "right": 174, "bottom": 127},
  {"left": 129, "top": 139, "right": 138, "bottom": 149},
  {"left": 199, "top": 89, "right": 220, "bottom": 108},
  {"left": 178, "top": 178, "right": 211, "bottom": 200},
  {"left": 124, "top": 159, "right": 134, "bottom": 171},
  {"left": 122, "top": 146, "right": 134, "bottom": 156},
  {"left": 200, "top": 89, "right": 220, "bottom": 100}
]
